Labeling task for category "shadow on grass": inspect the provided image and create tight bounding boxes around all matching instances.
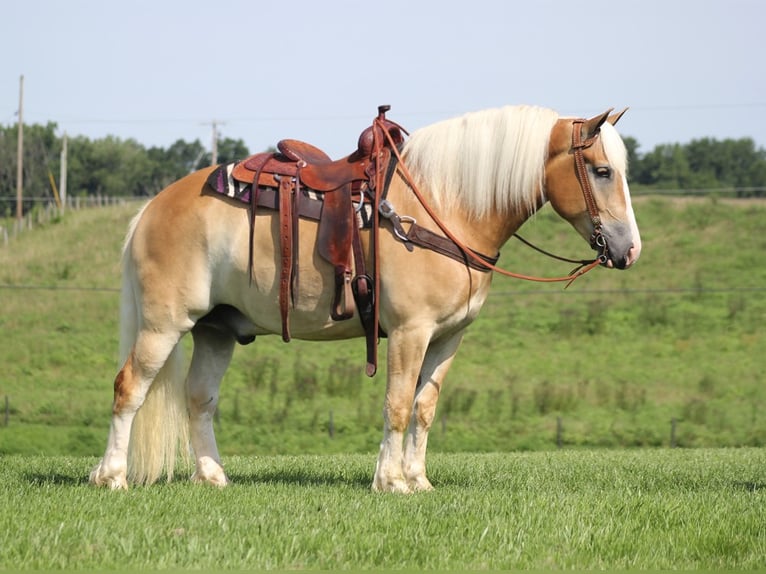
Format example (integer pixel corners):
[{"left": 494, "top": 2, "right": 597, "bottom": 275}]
[
  {"left": 23, "top": 472, "right": 90, "bottom": 487},
  {"left": 733, "top": 481, "right": 766, "bottom": 492},
  {"left": 20, "top": 468, "right": 371, "bottom": 490},
  {"left": 227, "top": 468, "right": 371, "bottom": 489}
]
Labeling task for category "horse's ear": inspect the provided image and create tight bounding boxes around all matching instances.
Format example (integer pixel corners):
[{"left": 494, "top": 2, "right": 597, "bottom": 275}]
[
  {"left": 583, "top": 108, "right": 613, "bottom": 138},
  {"left": 607, "top": 107, "right": 628, "bottom": 126}
]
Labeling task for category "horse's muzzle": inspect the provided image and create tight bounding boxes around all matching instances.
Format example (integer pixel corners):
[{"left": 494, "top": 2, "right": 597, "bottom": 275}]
[{"left": 599, "top": 221, "right": 641, "bottom": 270}]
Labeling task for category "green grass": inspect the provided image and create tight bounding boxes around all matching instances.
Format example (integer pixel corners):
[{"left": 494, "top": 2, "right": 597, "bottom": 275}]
[
  {"left": 1, "top": 200, "right": 765, "bottom": 569},
  {"left": 1, "top": 449, "right": 764, "bottom": 569},
  {"left": 1, "top": 198, "right": 766, "bottom": 456}
]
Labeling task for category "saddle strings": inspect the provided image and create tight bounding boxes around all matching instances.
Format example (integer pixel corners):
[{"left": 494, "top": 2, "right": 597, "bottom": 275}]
[{"left": 374, "top": 118, "right": 602, "bottom": 288}]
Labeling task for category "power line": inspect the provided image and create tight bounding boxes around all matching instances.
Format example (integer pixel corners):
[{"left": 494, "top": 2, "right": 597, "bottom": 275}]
[{"left": 30, "top": 102, "right": 766, "bottom": 127}]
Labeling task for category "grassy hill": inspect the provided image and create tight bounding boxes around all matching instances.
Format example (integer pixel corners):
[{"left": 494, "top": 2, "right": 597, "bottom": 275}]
[{"left": 1, "top": 197, "right": 765, "bottom": 456}]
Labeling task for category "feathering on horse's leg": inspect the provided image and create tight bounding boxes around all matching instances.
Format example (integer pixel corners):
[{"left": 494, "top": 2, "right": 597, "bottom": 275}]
[
  {"left": 403, "top": 331, "right": 464, "bottom": 492},
  {"left": 187, "top": 325, "right": 236, "bottom": 487},
  {"left": 372, "top": 327, "right": 430, "bottom": 494}
]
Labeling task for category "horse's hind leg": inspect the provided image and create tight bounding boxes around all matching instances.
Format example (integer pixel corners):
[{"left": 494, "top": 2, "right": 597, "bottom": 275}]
[
  {"left": 187, "top": 325, "right": 236, "bottom": 487},
  {"left": 90, "top": 329, "right": 182, "bottom": 490},
  {"left": 403, "top": 330, "right": 465, "bottom": 492}
]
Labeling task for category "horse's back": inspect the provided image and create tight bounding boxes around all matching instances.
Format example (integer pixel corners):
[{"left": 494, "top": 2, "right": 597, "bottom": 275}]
[
  {"left": 130, "top": 167, "right": 362, "bottom": 340},
  {"left": 129, "top": 165, "right": 491, "bottom": 342}
]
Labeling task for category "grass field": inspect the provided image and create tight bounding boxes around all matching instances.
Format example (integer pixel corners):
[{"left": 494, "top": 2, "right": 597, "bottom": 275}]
[
  {"left": 1, "top": 449, "right": 764, "bottom": 569},
  {"left": 1, "top": 197, "right": 765, "bottom": 570},
  {"left": 1, "top": 197, "right": 765, "bottom": 457}
]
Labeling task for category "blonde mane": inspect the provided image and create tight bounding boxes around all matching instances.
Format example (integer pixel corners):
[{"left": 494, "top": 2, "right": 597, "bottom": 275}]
[{"left": 402, "top": 105, "right": 560, "bottom": 219}]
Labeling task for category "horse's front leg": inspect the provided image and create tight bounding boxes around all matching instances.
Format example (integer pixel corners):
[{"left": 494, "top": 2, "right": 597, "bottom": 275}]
[
  {"left": 403, "top": 330, "right": 465, "bottom": 492},
  {"left": 372, "top": 326, "right": 430, "bottom": 493}
]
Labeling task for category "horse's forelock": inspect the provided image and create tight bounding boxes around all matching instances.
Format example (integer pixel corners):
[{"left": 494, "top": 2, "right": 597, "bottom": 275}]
[
  {"left": 599, "top": 122, "right": 628, "bottom": 176},
  {"left": 402, "top": 106, "right": 559, "bottom": 218}
]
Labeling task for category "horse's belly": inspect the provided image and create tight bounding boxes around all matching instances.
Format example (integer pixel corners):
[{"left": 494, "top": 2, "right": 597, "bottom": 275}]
[{"left": 214, "top": 265, "right": 367, "bottom": 342}]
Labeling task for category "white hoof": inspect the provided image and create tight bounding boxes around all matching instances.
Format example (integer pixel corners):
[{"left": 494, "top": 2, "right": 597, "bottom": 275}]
[
  {"left": 191, "top": 456, "right": 229, "bottom": 487},
  {"left": 408, "top": 475, "right": 434, "bottom": 492},
  {"left": 89, "top": 461, "right": 128, "bottom": 490},
  {"left": 372, "top": 475, "right": 413, "bottom": 494}
]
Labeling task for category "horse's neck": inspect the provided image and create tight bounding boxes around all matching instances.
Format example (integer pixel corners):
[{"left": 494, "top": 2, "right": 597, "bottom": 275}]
[
  {"left": 467, "top": 208, "right": 532, "bottom": 254},
  {"left": 387, "top": 175, "right": 536, "bottom": 256}
]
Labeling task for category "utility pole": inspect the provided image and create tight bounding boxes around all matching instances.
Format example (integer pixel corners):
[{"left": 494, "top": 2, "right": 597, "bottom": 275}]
[
  {"left": 16, "top": 75, "right": 24, "bottom": 222},
  {"left": 204, "top": 119, "right": 225, "bottom": 165},
  {"left": 60, "top": 132, "right": 68, "bottom": 213}
]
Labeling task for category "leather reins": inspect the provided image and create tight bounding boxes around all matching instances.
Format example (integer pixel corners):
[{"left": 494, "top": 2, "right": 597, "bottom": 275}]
[{"left": 375, "top": 116, "right": 608, "bottom": 287}]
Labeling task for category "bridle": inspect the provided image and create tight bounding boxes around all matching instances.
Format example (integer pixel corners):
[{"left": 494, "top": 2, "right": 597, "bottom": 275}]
[
  {"left": 571, "top": 119, "right": 609, "bottom": 265},
  {"left": 374, "top": 116, "right": 609, "bottom": 286}
]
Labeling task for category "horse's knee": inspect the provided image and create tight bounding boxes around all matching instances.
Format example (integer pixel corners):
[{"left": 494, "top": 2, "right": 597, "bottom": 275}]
[
  {"left": 413, "top": 381, "right": 440, "bottom": 430},
  {"left": 384, "top": 399, "right": 412, "bottom": 432}
]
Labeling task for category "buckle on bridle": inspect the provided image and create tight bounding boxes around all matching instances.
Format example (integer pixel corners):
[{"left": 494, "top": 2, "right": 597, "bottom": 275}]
[
  {"left": 591, "top": 229, "right": 606, "bottom": 248},
  {"left": 590, "top": 226, "right": 609, "bottom": 264}
]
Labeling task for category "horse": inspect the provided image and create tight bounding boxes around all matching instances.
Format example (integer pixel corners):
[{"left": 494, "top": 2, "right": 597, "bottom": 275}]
[{"left": 89, "top": 104, "right": 641, "bottom": 493}]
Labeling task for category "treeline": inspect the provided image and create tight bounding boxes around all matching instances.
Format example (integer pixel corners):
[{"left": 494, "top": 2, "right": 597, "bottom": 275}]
[
  {"left": 622, "top": 136, "right": 765, "bottom": 194},
  {"left": 0, "top": 122, "right": 249, "bottom": 217},
  {"left": 2, "top": 123, "right": 765, "bottom": 216}
]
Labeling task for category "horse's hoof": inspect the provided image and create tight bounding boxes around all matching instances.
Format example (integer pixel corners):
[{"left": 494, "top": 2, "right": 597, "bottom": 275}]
[
  {"left": 408, "top": 476, "right": 434, "bottom": 492},
  {"left": 371, "top": 476, "right": 412, "bottom": 494},
  {"left": 89, "top": 468, "right": 128, "bottom": 490},
  {"left": 89, "top": 461, "right": 129, "bottom": 490},
  {"left": 191, "top": 471, "right": 229, "bottom": 487},
  {"left": 191, "top": 457, "right": 229, "bottom": 487}
]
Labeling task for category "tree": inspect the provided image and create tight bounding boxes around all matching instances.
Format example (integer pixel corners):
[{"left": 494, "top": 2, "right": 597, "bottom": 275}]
[
  {"left": 626, "top": 136, "right": 766, "bottom": 196},
  {"left": 0, "top": 122, "right": 61, "bottom": 216},
  {"left": 215, "top": 137, "right": 249, "bottom": 165},
  {"left": 3, "top": 121, "right": 766, "bottom": 216}
]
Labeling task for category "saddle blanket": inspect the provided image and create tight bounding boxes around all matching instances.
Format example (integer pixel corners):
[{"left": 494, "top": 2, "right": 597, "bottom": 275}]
[{"left": 207, "top": 162, "right": 373, "bottom": 228}]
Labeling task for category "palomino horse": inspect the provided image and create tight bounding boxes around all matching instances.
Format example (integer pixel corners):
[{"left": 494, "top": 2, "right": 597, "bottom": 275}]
[{"left": 90, "top": 105, "right": 641, "bottom": 492}]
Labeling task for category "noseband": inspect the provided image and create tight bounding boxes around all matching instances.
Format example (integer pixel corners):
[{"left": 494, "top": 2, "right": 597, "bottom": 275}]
[{"left": 571, "top": 119, "right": 609, "bottom": 264}]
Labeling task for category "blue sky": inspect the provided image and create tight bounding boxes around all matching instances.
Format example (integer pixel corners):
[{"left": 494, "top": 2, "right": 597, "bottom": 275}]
[{"left": 2, "top": 0, "right": 764, "bottom": 158}]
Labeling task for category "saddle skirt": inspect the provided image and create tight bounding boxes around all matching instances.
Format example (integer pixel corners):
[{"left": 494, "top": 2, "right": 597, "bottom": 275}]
[{"left": 205, "top": 162, "right": 373, "bottom": 228}]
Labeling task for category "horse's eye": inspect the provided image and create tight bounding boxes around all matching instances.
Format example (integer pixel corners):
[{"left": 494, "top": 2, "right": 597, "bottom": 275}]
[{"left": 595, "top": 166, "right": 612, "bottom": 179}]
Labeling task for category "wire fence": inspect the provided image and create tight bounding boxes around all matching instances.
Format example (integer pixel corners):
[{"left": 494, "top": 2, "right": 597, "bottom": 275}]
[{"left": 0, "top": 195, "right": 143, "bottom": 246}]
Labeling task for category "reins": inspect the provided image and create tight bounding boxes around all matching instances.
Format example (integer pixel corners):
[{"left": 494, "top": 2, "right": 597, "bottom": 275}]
[
  {"left": 374, "top": 117, "right": 607, "bottom": 288},
  {"left": 511, "top": 233, "right": 602, "bottom": 276}
]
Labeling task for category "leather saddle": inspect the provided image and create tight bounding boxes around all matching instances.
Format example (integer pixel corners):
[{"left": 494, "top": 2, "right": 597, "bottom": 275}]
[{"left": 230, "top": 106, "right": 405, "bottom": 365}]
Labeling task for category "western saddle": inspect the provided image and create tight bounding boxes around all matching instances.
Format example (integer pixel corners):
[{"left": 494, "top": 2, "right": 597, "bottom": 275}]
[{"left": 228, "top": 105, "right": 405, "bottom": 376}]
